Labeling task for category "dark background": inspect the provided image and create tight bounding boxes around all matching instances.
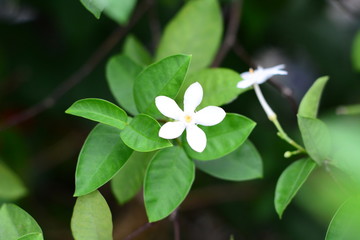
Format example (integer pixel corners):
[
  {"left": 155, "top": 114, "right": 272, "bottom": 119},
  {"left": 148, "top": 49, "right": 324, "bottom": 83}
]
[{"left": 1, "top": 0, "right": 359, "bottom": 239}]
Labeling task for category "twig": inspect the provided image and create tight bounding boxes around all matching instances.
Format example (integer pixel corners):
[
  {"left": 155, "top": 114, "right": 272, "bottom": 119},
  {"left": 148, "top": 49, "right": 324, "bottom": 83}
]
[
  {"left": 123, "top": 222, "right": 154, "bottom": 240},
  {"left": 332, "top": 0, "right": 360, "bottom": 19},
  {"left": 146, "top": 0, "right": 161, "bottom": 53},
  {"left": 0, "top": 0, "right": 153, "bottom": 131},
  {"left": 211, "top": 0, "right": 242, "bottom": 67},
  {"left": 232, "top": 42, "right": 298, "bottom": 113},
  {"left": 170, "top": 210, "right": 180, "bottom": 240}
]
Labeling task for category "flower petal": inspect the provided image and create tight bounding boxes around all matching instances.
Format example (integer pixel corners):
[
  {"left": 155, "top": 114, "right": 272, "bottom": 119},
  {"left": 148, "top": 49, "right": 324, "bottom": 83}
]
[
  {"left": 184, "top": 82, "right": 203, "bottom": 113},
  {"left": 159, "top": 121, "right": 185, "bottom": 139},
  {"left": 237, "top": 78, "right": 255, "bottom": 88},
  {"left": 186, "top": 124, "right": 206, "bottom": 152},
  {"left": 195, "top": 106, "right": 226, "bottom": 126},
  {"left": 257, "top": 64, "right": 287, "bottom": 84},
  {"left": 155, "top": 96, "right": 183, "bottom": 120}
]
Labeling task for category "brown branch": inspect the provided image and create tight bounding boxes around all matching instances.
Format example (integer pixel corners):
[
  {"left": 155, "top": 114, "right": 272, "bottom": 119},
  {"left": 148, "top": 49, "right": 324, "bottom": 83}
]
[
  {"left": 0, "top": 0, "right": 153, "bottom": 131},
  {"left": 170, "top": 209, "right": 180, "bottom": 240},
  {"left": 123, "top": 222, "right": 155, "bottom": 240},
  {"left": 146, "top": 0, "right": 161, "bottom": 53},
  {"left": 232, "top": 42, "right": 298, "bottom": 113},
  {"left": 211, "top": 0, "right": 242, "bottom": 67}
]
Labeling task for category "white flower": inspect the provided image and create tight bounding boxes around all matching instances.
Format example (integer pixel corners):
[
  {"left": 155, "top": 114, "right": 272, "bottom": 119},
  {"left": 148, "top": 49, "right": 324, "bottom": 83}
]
[
  {"left": 237, "top": 64, "right": 287, "bottom": 89},
  {"left": 155, "top": 82, "right": 226, "bottom": 153}
]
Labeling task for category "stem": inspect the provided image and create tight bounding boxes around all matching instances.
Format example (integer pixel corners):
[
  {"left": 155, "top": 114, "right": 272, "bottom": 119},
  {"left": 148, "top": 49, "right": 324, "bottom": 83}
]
[{"left": 253, "top": 84, "right": 306, "bottom": 153}]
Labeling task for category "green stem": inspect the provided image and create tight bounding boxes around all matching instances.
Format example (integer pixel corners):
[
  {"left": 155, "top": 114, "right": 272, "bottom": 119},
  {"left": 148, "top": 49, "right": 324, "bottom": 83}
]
[{"left": 271, "top": 115, "right": 306, "bottom": 153}]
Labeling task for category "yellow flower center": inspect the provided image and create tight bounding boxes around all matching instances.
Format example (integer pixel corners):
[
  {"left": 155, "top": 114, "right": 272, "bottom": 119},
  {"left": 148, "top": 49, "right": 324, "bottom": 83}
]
[
  {"left": 249, "top": 68, "right": 254, "bottom": 73},
  {"left": 184, "top": 115, "right": 192, "bottom": 123}
]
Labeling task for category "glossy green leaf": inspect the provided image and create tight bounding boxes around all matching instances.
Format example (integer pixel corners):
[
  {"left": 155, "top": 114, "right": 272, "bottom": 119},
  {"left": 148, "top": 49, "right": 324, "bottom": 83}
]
[
  {"left": 326, "top": 197, "right": 360, "bottom": 240},
  {"left": 106, "top": 54, "right": 142, "bottom": 115},
  {"left": 156, "top": 0, "right": 222, "bottom": 73},
  {"left": 120, "top": 114, "right": 172, "bottom": 152},
  {"left": 123, "top": 35, "right": 152, "bottom": 66},
  {"left": 274, "top": 158, "right": 317, "bottom": 218},
  {"left": 134, "top": 54, "right": 191, "bottom": 117},
  {"left": 66, "top": 98, "right": 128, "bottom": 129},
  {"left": 195, "top": 140, "right": 262, "bottom": 181},
  {"left": 104, "top": 0, "right": 137, "bottom": 25},
  {"left": 298, "top": 116, "right": 331, "bottom": 165},
  {"left": 184, "top": 113, "right": 256, "bottom": 160},
  {"left": 80, "top": 0, "right": 105, "bottom": 19},
  {"left": 111, "top": 151, "right": 155, "bottom": 204},
  {"left": 0, "top": 161, "right": 26, "bottom": 201},
  {"left": 17, "top": 233, "right": 43, "bottom": 240},
  {"left": 80, "top": 0, "right": 136, "bottom": 24},
  {"left": 71, "top": 191, "right": 112, "bottom": 240},
  {"left": 144, "top": 147, "right": 195, "bottom": 222},
  {"left": 75, "top": 124, "right": 133, "bottom": 196},
  {"left": 176, "top": 68, "right": 246, "bottom": 109},
  {"left": 352, "top": 30, "right": 360, "bottom": 72},
  {"left": 0, "top": 204, "right": 43, "bottom": 240},
  {"left": 298, "top": 76, "right": 328, "bottom": 118}
]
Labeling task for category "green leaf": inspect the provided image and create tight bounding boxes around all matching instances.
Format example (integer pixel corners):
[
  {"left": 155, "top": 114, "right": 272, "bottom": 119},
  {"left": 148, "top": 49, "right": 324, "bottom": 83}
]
[
  {"left": 0, "top": 161, "right": 27, "bottom": 201},
  {"left": 120, "top": 114, "right": 172, "bottom": 152},
  {"left": 134, "top": 54, "right": 191, "bottom": 117},
  {"left": 298, "top": 116, "right": 331, "bottom": 165},
  {"left": 274, "top": 158, "right": 317, "bottom": 218},
  {"left": 0, "top": 204, "right": 43, "bottom": 240},
  {"left": 80, "top": 0, "right": 136, "bottom": 24},
  {"left": 195, "top": 140, "right": 262, "bottom": 181},
  {"left": 298, "top": 76, "right": 329, "bottom": 118},
  {"left": 80, "top": 0, "right": 105, "bottom": 19},
  {"left": 156, "top": 0, "right": 222, "bottom": 73},
  {"left": 104, "top": 0, "right": 137, "bottom": 25},
  {"left": 66, "top": 98, "right": 128, "bottom": 129},
  {"left": 326, "top": 197, "right": 360, "bottom": 240},
  {"left": 111, "top": 151, "right": 155, "bottom": 204},
  {"left": 106, "top": 54, "right": 142, "bottom": 115},
  {"left": 184, "top": 113, "right": 256, "bottom": 161},
  {"left": 176, "top": 68, "right": 247, "bottom": 109},
  {"left": 352, "top": 30, "right": 360, "bottom": 72},
  {"left": 144, "top": 147, "right": 195, "bottom": 222},
  {"left": 75, "top": 124, "right": 133, "bottom": 196},
  {"left": 71, "top": 191, "right": 112, "bottom": 240},
  {"left": 123, "top": 35, "right": 152, "bottom": 66},
  {"left": 17, "top": 233, "right": 43, "bottom": 240}
]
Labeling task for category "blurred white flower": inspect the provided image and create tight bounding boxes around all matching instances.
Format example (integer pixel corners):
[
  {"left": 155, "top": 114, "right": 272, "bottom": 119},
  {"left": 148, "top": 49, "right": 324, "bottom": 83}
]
[
  {"left": 155, "top": 82, "right": 226, "bottom": 152},
  {"left": 237, "top": 64, "right": 287, "bottom": 89}
]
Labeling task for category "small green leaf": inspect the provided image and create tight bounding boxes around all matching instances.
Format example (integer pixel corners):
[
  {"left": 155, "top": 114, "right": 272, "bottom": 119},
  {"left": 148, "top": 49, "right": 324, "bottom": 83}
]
[
  {"left": 120, "top": 114, "right": 172, "bottom": 152},
  {"left": 176, "top": 68, "right": 247, "bottom": 108},
  {"left": 195, "top": 140, "right": 262, "bottom": 181},
  {"left": 0, "top": 204, "right": 43, "bottom": 240},
  {"left": 71, "top": 191, "right": 112, "bottom": 240},
  {"left": 80, "top": 0, "right": 136, "bottom": 24},
  {"left": 75, "top": 124, "right": 133, "bottom": 197},
  {"left": 106, "top": 54, "right": 142, "bottom": 115},
  {"left": 134, "top": 54, "right": 191, "bottom": 117},
  {"left": 111, "top": 151, "right": 155, "bottom": 204},
  {"left": 0, "top": 161, "right": 27, "bottom": 201},
  {"left": 352, "top": 30, "right": 360, "bottom": 72},
  {"left": 274, "top": 158, "right": 317, "bottom": 218},
  {"left": 66, "top": 98, "right": 128, "bottom": 129},
  {"left": 123, "top": 35, "right": 152, "bottom": 66},
  {"left": 326, "top": 197, "right": 360, "bottom": 240},
  {"left": 144, "top": 147, "right": 195, "bottom": 222},
  {"left": 184, "top": 113, "right": 256, "bottom": 160},
  {"left": 156, "top": 0, "right": 222, "bottom": 73},
  {"left": 104, "top": 0, "right": 137, "bottom": 25},
  {"left": 80, "top": 0, "right": 105, "bottom": 19},
  {"left": 298, "top": 116, "right": 331, "bottom": 165},
  {"left": 298, "top": 76, "right": 329, "bottom": 118}
]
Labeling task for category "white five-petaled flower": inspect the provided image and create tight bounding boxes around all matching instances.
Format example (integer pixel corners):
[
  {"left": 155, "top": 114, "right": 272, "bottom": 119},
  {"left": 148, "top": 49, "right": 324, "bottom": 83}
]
[
  {"left": 237, "top": 64, "right": 287, "bottom": 120},
  {"left": 155, "top": 82, "right": 226, "bottom": 153},
  {"left": 236, "top": 64, "right": 287, "bottom": 89}
]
